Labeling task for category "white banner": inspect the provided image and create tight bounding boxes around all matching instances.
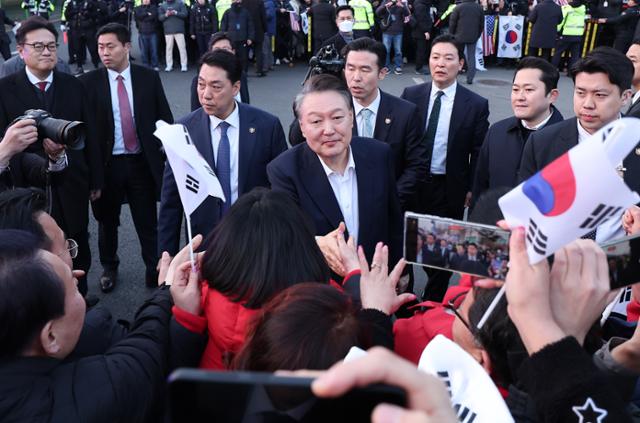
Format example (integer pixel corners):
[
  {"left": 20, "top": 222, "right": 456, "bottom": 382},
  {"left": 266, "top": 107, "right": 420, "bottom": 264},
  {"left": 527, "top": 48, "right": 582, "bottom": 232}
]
[
  {"left": 497, "top": 16, "right": 524, "bottom": 59},
  {"left": 499, "top": 118, "right": 640, "bottom": 263},
  {"left": 418, "top": 335, "right": 514, "bottom": 423},
  {"left": 154, "top": 121, "right": 225, "bottom": 216}
]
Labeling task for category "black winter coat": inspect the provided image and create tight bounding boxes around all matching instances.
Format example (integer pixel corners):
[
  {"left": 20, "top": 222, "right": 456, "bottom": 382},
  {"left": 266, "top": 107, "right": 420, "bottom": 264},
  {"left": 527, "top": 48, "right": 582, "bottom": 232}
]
[
  {"left": 0, "top": 290, "right": 206, "bottom": 423},
  {"left": 190, "top": 3, "right": 218, "bottom": 35},
  {"left": 134, "top": 4, "right": 159, "bottom": 34},
  {"left": 411, "top": 0, "right": 433, "bottom": 39},
  {"left": 220, "top": 5, "right": 256, "bottom": 42},
  {"left": 528, "top": 0, "right": 563, "bottom": 49},
  {"left": 309, "top": 1, "right": 336, "bottom": 40},
  {"left": 449, "top": 0, "right": 484, "bottom": 44}
]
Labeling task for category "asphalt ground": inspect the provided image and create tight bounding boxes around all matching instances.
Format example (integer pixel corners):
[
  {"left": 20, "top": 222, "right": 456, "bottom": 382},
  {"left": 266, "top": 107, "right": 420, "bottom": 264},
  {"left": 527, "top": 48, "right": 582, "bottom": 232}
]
[{"left": 0, "top": 28, "right": 578, "bottom": 321}]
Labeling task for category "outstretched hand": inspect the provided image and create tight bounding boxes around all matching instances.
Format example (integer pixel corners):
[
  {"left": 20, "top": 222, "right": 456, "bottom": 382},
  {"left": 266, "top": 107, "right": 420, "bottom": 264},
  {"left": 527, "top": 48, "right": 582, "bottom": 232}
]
[{"left": 359, "top": 242, "right": 415, "bottom": 315}]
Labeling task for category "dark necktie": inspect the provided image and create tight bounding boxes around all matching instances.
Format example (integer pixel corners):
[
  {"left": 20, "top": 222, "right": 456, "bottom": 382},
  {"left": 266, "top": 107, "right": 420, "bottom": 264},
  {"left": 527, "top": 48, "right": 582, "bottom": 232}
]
[
  {"left": 116, "top": 75, "right": 138, "bottom": 153},
  {"left": 36, "top": 81, "right": 47, "bottom": 91},
  {"left": 216, "top": 121, "right": 232, "bottom": 216},
  {"left": 425, "top": 91, "right": 444, "bottom": 169}
]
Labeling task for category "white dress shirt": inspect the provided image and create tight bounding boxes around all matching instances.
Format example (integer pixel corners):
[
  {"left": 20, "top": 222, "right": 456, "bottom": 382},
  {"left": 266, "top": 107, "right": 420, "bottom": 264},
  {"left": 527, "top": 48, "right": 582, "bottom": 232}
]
[
  {"left": 521, "top": 109, "right": 553, "bottom": 131},
  {"left": 209, "top": 102, "right": 240, "bottom": 204},
  {"left": 25, "top": 67, "right": 53, "bottom": 91},
  {"left": 317, "top": 148, "right": 359, "bottom": 244},
  {"left": 576, "top": 119, "right": 625, "bottom": 243},
  {"left": 427, "top": 81, "right": 456, "bottom": 174},
  {"left": 353, "top": 89, "right": 381, "bottom": 137},
  {"left": 107, "top": 66, "right": 141, "bottom": 155}
]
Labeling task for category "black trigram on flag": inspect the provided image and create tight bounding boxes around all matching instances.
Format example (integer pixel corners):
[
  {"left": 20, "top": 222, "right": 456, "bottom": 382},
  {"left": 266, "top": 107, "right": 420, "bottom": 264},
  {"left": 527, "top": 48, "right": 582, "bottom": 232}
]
[
  {"left": 437, "top": 371, "right": 452, "bottom": 398},
  {"left": 580, "top": 204, "right": 623, "bottom": 230},
  {"left": 526, "top": 219, "right": 548, "bottom": 255},
  {"left": 620, "top": 286, "right": 633, "bottom": 303},
  {"left": 454, "top": 403, "right": 478, "bottom": 423},
  {"left": 185, "top": 174, "right": 200, "bottom": 194},
  {"left": 182, "top": 127, "right": 192, "bottom": 145}
]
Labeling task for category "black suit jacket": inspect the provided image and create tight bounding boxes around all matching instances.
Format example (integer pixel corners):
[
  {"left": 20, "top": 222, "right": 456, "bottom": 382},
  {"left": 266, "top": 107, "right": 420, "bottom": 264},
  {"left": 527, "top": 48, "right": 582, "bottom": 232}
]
[
  {"left": 401, "top": 81, "right": 489, "bottom": 215},
  {"left": 519, "top": 117, "right": 640, "bottom": 195},
  {"left": 79, "top": 64, "right": 173, "bottom": 198},
  {"left": 0, "top": 69, "right": 102, "bottom": 234},
  {"left": 267, "top": 137, "right": 403, "bottom": 263},
  {"left": 627, "top": 96, "right": 640, "bottom": 118},
  {"left": 309, "top": 2, "right": 336, "bottom": 40},
  {"left": 158, "top": 104, "right": 287, "bottom": 255},
  {"left": 473, "top": 106, "right": 563, "bottom": 201},
  {"left": 352, "top": 90, "right": 427, "bottom": 209}
]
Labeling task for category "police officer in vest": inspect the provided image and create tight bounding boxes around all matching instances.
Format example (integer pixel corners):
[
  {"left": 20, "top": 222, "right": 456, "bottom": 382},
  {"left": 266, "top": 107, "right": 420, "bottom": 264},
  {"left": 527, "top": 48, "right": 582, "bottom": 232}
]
[
  {"left": 21, "top": 0, "right": 55, "bottom": 20},
  {"left": 551, "top": 0, "right": 586, "bottom": 72},
  {"left": 348, "top": 0, "right": 374, "bottom": 39}
]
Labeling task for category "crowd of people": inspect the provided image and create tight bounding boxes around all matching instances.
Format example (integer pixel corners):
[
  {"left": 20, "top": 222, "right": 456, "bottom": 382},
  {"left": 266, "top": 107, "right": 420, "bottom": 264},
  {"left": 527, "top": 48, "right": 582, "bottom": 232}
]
[{"left": 2, "top": 0, "right": 640, "bottom": 419}]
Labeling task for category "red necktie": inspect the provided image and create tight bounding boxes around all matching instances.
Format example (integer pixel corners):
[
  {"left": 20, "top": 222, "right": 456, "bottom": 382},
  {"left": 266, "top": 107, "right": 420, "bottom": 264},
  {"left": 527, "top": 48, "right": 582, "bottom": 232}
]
[
  {"left": 37, "top": 81, "right": 47, "bottom": 91},
  {"left": 116, "top": 75, "right": 138, "bottom": 153}
]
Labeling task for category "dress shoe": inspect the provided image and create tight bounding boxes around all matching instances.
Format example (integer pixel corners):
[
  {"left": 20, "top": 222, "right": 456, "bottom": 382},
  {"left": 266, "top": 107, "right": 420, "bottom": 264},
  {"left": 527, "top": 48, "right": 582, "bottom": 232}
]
[{"left": 100, "top": 269, "right": 117, "bottom": 293}]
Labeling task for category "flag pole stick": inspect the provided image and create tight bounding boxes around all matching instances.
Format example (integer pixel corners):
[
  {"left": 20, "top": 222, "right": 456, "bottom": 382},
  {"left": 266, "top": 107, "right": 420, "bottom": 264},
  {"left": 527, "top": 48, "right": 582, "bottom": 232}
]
[
  {"left": 185, "top": 212, "right": 197, "bottom": 273},
  {"left": 476, "top": 284, "right": 505, "bottom": 330}
]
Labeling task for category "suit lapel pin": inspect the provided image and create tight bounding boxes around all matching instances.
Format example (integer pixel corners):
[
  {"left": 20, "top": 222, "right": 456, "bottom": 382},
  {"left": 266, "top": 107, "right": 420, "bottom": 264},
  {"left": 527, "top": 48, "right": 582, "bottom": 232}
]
[
  {"left": 636, "top": 147, "right": 640, "bottom": 156},
  {"left": 249, "top": 127, "right": 256, "bottom": 134},
  {"left": 385, "top": 117, "right": 391, "bottom": 125}
]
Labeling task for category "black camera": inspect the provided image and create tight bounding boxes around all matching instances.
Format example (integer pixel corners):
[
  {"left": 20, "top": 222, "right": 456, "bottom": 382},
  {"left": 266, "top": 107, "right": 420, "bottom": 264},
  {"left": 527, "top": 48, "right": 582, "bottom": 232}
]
[
  {"left": 302, "top": 44, "right": 345, "bottom": 85},
  {"left": 12, "top": 109, "right": 85, "bottom": 149}
]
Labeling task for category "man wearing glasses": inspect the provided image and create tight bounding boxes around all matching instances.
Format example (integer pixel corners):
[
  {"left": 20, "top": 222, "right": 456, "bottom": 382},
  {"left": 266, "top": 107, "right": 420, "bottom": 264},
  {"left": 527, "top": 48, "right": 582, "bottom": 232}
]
[{"left": 0, "top": 16, "right": 102, "bottom": 297}]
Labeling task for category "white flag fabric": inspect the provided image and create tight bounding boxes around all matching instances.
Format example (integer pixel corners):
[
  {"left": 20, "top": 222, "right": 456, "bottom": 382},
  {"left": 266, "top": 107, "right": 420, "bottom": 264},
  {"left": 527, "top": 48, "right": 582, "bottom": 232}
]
[
  {"left": 475, "top": 37, "right": 487, "bottom": 71},
  {"left": 499, "top": 118, "right": 640, "bottom": 264},
  {"left": 418, "top": 335, "right": 514, "bottom": 423},
  {"left": 497, "top": 15, "right": 524, "bottom": 58},
  {"left": 301, "top": 11, "right": 309, "bottom": 35},
  {"left": 154, "top": 121, "right": 225, "bottom": 215}
]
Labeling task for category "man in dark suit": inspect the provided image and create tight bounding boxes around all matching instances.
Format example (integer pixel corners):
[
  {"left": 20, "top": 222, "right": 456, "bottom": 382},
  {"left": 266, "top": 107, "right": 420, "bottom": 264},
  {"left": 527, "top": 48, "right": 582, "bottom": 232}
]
[
  {"left": 0, "top": 17, "right": 102, "bottom": 296},
  {"left": 401, "top": 34, "right": 488, "bottom": 302},
  {"left": 625, "top": 41, "right": 640, "bottom": 117},
  {"left": 159, "top": 49, "right": 287, "bottom": 257},
  {"left": 527, "top": 0, "right": 563, "bottom": 62},
  {"left": 401, "top": 34, "right": 489, "bottom": 220},
  {"left": 473, "top": 57, "right": 564, "bottom": 202},
  {"left": 319, "top": 5, "right": 354, "bottom": 56},
  {"left": 243, "top": 0, "right": 267, "bottom": 76},
  {"left": 520, "top": 47, "right": 639, "bottom": 243},
  {"left": 267, "top": 74, "right": 403, "bottom": 271},
  {"left": 343, "top": 37, "right": 427, "bottom": 210},
  {"left": 79, "top": 23, "right": 173, "bottom": 292}
]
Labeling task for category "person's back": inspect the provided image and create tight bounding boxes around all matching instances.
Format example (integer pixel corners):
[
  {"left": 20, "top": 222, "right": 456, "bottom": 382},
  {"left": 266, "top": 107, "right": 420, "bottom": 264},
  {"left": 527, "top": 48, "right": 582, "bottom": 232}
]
[{"left": 449, "top": 0, "right": 483, "bottom": 44}]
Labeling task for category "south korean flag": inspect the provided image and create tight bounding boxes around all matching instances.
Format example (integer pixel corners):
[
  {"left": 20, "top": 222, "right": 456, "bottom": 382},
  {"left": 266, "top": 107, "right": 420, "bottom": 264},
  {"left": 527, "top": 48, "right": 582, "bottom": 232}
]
[
  {"left": 418, "top": 335, "right": 514, "bottom": 423},
  {"left": 499, "top": 118, "right": 640, "bottom": 263},
  {"left": 154, "top": 121, "right": 225, "bottom": 215}
]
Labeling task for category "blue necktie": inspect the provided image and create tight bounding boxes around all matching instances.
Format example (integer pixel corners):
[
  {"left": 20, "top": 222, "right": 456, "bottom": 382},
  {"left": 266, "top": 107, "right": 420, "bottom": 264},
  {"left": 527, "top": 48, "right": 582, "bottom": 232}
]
[{"left": 216, "top": 121, "right": 231, "bottom": 216}]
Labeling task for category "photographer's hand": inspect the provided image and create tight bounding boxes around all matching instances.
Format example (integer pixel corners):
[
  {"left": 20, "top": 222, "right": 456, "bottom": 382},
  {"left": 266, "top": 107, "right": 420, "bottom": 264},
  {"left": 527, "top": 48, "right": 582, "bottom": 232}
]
[
  {"left": 0, "top": 119, "right": 38, "bottom": 165},
  {"left": 43, "top": 138, "right": 65, "bottom": 161}
]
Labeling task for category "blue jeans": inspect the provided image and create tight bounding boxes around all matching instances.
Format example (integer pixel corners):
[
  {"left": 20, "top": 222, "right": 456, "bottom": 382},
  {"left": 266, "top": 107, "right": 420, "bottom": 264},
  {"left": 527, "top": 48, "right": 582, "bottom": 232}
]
[
  {"left": 138, "top": 33, "right": 159, "bottom": 68},
  {"left": 382, "top": 33, "right": 403, "bottom": 70}
]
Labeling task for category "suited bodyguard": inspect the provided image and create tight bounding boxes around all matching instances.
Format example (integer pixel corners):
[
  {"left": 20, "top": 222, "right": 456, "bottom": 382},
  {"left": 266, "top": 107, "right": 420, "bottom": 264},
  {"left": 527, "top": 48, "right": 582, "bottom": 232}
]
[
  {"left": 80, "top": 23, "right": 173, "bottom": 292},
  {"left": 159, "top": 50, "right": 287, "bottom": 257},
  {"left": 625, "top": 41, "right": 640, "bottom": 118},
  {"left": 342, "top": 37, "right": 427, "bottom": 210},
  {"left": 401, "top": 34, "right": 489, "bottom": 220},
  {"left": 519, "top": 47, "right": 640, "bottom": 243},
  {"left": 268, "top": 74, "right": 403, "bottom": 267},
  {"left": 0, "top": 17, "right": 102, "bottom": 296}
]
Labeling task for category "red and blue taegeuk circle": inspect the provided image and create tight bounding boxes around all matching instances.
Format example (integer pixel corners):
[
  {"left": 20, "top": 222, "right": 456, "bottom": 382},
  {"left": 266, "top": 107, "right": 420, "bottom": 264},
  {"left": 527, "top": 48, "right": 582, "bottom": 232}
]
[{"left": 506, "top": 30, "right": 518, "bottom": 44}]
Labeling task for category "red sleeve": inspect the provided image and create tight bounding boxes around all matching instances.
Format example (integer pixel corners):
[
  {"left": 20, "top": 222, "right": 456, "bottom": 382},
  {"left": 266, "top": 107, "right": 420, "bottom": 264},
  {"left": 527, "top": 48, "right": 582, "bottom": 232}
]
[
  {"left": 172, "top": 306, "right": 207, "bottom": 334},
  {"left": 342, "top": 269, "right": 361, "bottom": 285},
  {"left": 627, "top": 299, "right": 640, "bottom": 322}
]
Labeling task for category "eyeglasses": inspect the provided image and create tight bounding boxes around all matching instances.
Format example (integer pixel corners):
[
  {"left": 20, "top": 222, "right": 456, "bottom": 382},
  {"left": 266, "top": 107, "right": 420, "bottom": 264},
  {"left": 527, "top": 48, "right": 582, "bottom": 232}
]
[
  {"left": 446, "top": 291, "right": 471, "bottom": 332},
  {"left": 22, "top": 42, "right": 58, "bottom": 53},
  {"left": 66, "top": 238, "right": 78, "bottom": 259}
]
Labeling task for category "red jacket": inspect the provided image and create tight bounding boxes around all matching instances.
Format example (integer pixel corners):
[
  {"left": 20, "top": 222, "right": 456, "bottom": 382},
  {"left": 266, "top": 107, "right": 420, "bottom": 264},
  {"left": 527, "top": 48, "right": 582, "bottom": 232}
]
[
  {"left": 173, "top": 271, "right": 361, "bottom": 370},
  {"left": 393, "top": 275, "right": 473, "bottom": 364}
]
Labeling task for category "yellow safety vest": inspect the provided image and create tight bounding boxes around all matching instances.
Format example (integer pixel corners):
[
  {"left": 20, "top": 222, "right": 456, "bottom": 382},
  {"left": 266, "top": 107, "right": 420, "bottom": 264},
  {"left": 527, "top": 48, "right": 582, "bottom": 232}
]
[
  {"left": 558, "top": 4, "right": 586, "bottom": 36},
  {"left": 217, "top": 0, "right": 232, "bottom": 20},
  {"left": 349, "top": 0, "right": 373, "bottom": 30}
]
